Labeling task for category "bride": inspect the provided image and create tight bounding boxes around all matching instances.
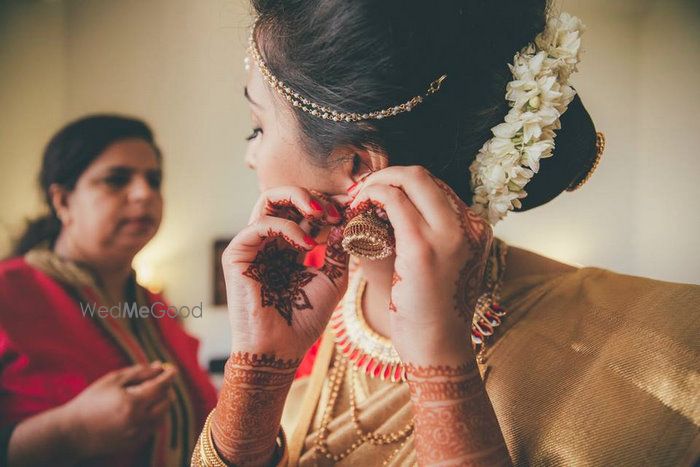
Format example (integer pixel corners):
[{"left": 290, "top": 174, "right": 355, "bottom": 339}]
[{"left": 192, "top": 0, "right": 699, "bottom": 465}]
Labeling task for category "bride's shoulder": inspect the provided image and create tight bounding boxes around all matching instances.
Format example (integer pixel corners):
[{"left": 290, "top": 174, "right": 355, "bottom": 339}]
[
  {"left": 501, "top": 244, "right": 579, "bottom": 285},
  {"left": 500, "top": 241, "right": 699, "bottom": 295}
]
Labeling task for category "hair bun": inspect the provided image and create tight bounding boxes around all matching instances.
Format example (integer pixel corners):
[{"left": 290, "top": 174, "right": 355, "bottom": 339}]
[{"left": 514, "top": 92, "right": 597, "bottom": 212}]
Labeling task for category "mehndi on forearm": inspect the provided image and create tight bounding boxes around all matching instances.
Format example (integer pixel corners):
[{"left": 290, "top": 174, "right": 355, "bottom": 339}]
[
  {"left": 406, "top": 358, "right": 512, "bottom": 467},
  {"left": 210, "top": 352, "right": 300, "bottom": 466}
]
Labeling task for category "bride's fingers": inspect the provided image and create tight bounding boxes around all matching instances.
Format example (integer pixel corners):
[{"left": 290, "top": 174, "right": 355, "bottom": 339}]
[
  {"left": 299, "top": 218, "right": 318, "bottom": 238},
  {"left": 328, "top": 193, "right": 354, "bottom": 208},
  {"left": 315, "top": 226, "right": 350, "bottom": 289},
  {"left": 225, "top": 215, "right": 318, "bottom": 264},
  {"left": 248, "top": 186, "right": 326, "bottom": 225},
  {"left": 349, "top": 166, "right": 458, "bottom": 231},
  {"left": 347, "top": 184, "right": 427, "bottom": 249},
  {"left": 307, "top": 189, "right": 345, "bottom": 226}
]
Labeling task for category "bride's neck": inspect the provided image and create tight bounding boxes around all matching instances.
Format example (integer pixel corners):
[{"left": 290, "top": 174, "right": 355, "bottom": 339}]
[
  {"left": 357, "top": 255, "right": 396, "bottom": 339},
  {"left": 357, "top": 244, "right": 577, "bottom": 340}
]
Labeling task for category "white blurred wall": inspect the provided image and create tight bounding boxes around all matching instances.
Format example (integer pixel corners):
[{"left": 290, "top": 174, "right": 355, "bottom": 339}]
[
  {"left": 0, "top": 0, "right": 66, "bottom": 255},
  {"left": 1, "top": 0, "right": 698, "bottom": 365}
]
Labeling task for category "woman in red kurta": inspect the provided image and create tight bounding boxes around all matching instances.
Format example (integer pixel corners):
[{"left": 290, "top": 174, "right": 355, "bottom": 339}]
[{"left": 0, "top": 115, "right": 217, "bottom": 466}]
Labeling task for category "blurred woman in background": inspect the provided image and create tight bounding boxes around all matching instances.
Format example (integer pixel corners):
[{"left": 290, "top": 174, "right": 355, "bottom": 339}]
[{"left": 0, "top": 114, "right": 217, "bottom": 466}]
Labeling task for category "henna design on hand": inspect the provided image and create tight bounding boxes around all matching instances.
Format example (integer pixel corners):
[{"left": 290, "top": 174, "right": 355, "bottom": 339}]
[
  {"left": 242, "top": 240, "right": 317, "bottom": 325},
  {"left": 429, "top": 175, "right": 493, "bottom": 323},
  {"left": 431, "top": 176, "right": 490, "bottom": 249},
  {"left": 319, "top": 227, "right": 349, "bottom": 286},
  {"left": 266, "top": 199, "right": 313, "bottom": 224},
  {"left": 263, "top": 228, "right": 307, "bottom": 252},
  {"left": 266, "top": 199, "right": 328, "bottom": 238},
  {"left": 406, "top": 360, "right": 511, "bottom": 466},
  {"left": 389, "top": 271, "right": 401, "bottom": 313},
  {"left": 454, "top": 256, "right": 489, "bottom": 323},
  {"left": 211, "top": 352, "right": 300, "bottom": 466}
]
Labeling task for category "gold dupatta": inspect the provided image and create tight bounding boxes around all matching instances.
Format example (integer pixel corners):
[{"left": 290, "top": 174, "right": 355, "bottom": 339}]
[
  {"left": 25, "top": 248, "right": 198, "bottom": 467},
  {"left": 282, "top": 259, "right": 700, "bottom": 465}
]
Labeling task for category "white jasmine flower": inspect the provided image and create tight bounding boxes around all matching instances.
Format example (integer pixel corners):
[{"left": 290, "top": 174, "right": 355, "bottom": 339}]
[
  {"left": 522, "top": 140, "right": 554, "bottom": 172},
  {"left": 487, "top": 137, "right": 517, "bottom": 158},
  {"left": 468, "top": 12, "right": 584, "bottom": 225},
  {"left": 491, "top": 121, "right": 522, "bottom": 139}
]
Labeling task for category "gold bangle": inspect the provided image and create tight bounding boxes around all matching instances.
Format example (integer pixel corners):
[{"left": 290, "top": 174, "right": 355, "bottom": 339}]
[
  {"left": 192, "top": 409, "right": 289, "bottom": 467},
  {"left": 197, "top": 410, "right": 228, "bottom": 467}
]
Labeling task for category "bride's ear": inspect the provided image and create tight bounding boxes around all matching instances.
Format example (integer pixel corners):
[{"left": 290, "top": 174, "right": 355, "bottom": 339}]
[
  {"left": 362, "top": 146, "right": 389, "bottom": 174},
  {"left": 332, "top": 145, "right": 389, "bottom": 181}
]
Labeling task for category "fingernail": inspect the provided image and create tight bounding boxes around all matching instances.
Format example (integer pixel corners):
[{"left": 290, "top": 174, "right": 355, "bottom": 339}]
[
  {"left": 309, "top": 199, "right": 323, "bottom": 212},
  {"left": 303, "top": 235, "right": 318, "bottom": 246},
  {"left": 326, "top": 204, "right": 340, "bottom": 218},
  {"left": 358, "top": 172, "right": 372, "bottom": 183}
]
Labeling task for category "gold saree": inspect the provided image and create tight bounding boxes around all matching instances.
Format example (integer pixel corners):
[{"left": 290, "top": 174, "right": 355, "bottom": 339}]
[{"left": 281, "top": 266, "right": 700, "bottom": 466}]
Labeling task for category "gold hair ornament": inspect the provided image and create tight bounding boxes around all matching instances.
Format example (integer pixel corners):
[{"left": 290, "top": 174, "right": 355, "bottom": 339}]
[
  {"left": 566, "top": 131, "right": 605, "bottom": 192},
  {"left": 247, "top": 23, "right": 447, "bottom": 123}
]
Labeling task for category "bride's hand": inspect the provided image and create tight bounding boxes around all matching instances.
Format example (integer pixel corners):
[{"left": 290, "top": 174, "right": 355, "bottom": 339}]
[
  {"left": 222, "top": 186, "right": 350, "bottom": 360},
  {"left": 347, "top": 166, "right": 493, "bottom": 366}
]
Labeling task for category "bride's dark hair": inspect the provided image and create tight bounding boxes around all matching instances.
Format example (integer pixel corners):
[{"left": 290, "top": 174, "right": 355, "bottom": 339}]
[{"left": 251, "top": 0, "right": 597, "bottom": 209}]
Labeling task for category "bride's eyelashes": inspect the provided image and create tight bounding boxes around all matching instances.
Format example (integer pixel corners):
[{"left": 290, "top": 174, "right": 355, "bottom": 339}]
[{"left": 245, "top": 127, "right": 263, "bottom": 141}]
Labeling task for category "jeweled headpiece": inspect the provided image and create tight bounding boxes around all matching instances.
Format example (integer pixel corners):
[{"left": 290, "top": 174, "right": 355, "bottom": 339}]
[{"left": 246, "top": 20, "right": 447, "bottom": 123}]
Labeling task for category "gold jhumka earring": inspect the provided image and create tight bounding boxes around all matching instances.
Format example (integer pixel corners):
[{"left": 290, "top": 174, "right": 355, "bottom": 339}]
[{"left": 341, "top": 208, "right": 395, "bottom": 260}]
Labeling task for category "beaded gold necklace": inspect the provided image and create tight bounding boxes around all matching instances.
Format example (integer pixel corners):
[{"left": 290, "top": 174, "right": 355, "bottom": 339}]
[
  {"left": 329, "top": 238, "right": 509, "bottom": 383},
  {"left": 313, "top": 350, "right": 414, "bottom": 464}
]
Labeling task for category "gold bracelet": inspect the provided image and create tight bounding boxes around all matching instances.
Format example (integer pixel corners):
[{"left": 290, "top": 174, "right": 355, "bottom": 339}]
[
  {"left": 197, "top": 410, "right": 228, "bottom": 467},
  {"left": 191, "top": 409, "right": 289, "bottom": 467}
]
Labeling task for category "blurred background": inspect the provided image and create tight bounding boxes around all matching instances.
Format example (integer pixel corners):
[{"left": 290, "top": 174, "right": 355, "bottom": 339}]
[{"left": 1, "top": 0, "right": 699, "bottom": 367}]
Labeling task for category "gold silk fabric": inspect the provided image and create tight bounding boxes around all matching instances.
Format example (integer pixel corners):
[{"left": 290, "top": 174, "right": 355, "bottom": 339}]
[{"left": 281, "top": 266, "right": 700, "bottom": 466}]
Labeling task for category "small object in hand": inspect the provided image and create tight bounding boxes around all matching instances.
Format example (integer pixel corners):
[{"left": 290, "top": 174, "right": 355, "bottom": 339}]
[{"left": 342, "top": 208, "right": 394, "bottom": 260}]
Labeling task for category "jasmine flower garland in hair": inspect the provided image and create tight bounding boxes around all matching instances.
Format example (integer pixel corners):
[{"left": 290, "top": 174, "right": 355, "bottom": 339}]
[{"left": 469, "top": 12, "right": 585, "bottom": 225}]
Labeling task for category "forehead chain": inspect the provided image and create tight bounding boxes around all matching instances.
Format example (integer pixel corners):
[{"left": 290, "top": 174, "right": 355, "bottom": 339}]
[{"left": 246, "top": 21, "right": 448, "bottom": 123}]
